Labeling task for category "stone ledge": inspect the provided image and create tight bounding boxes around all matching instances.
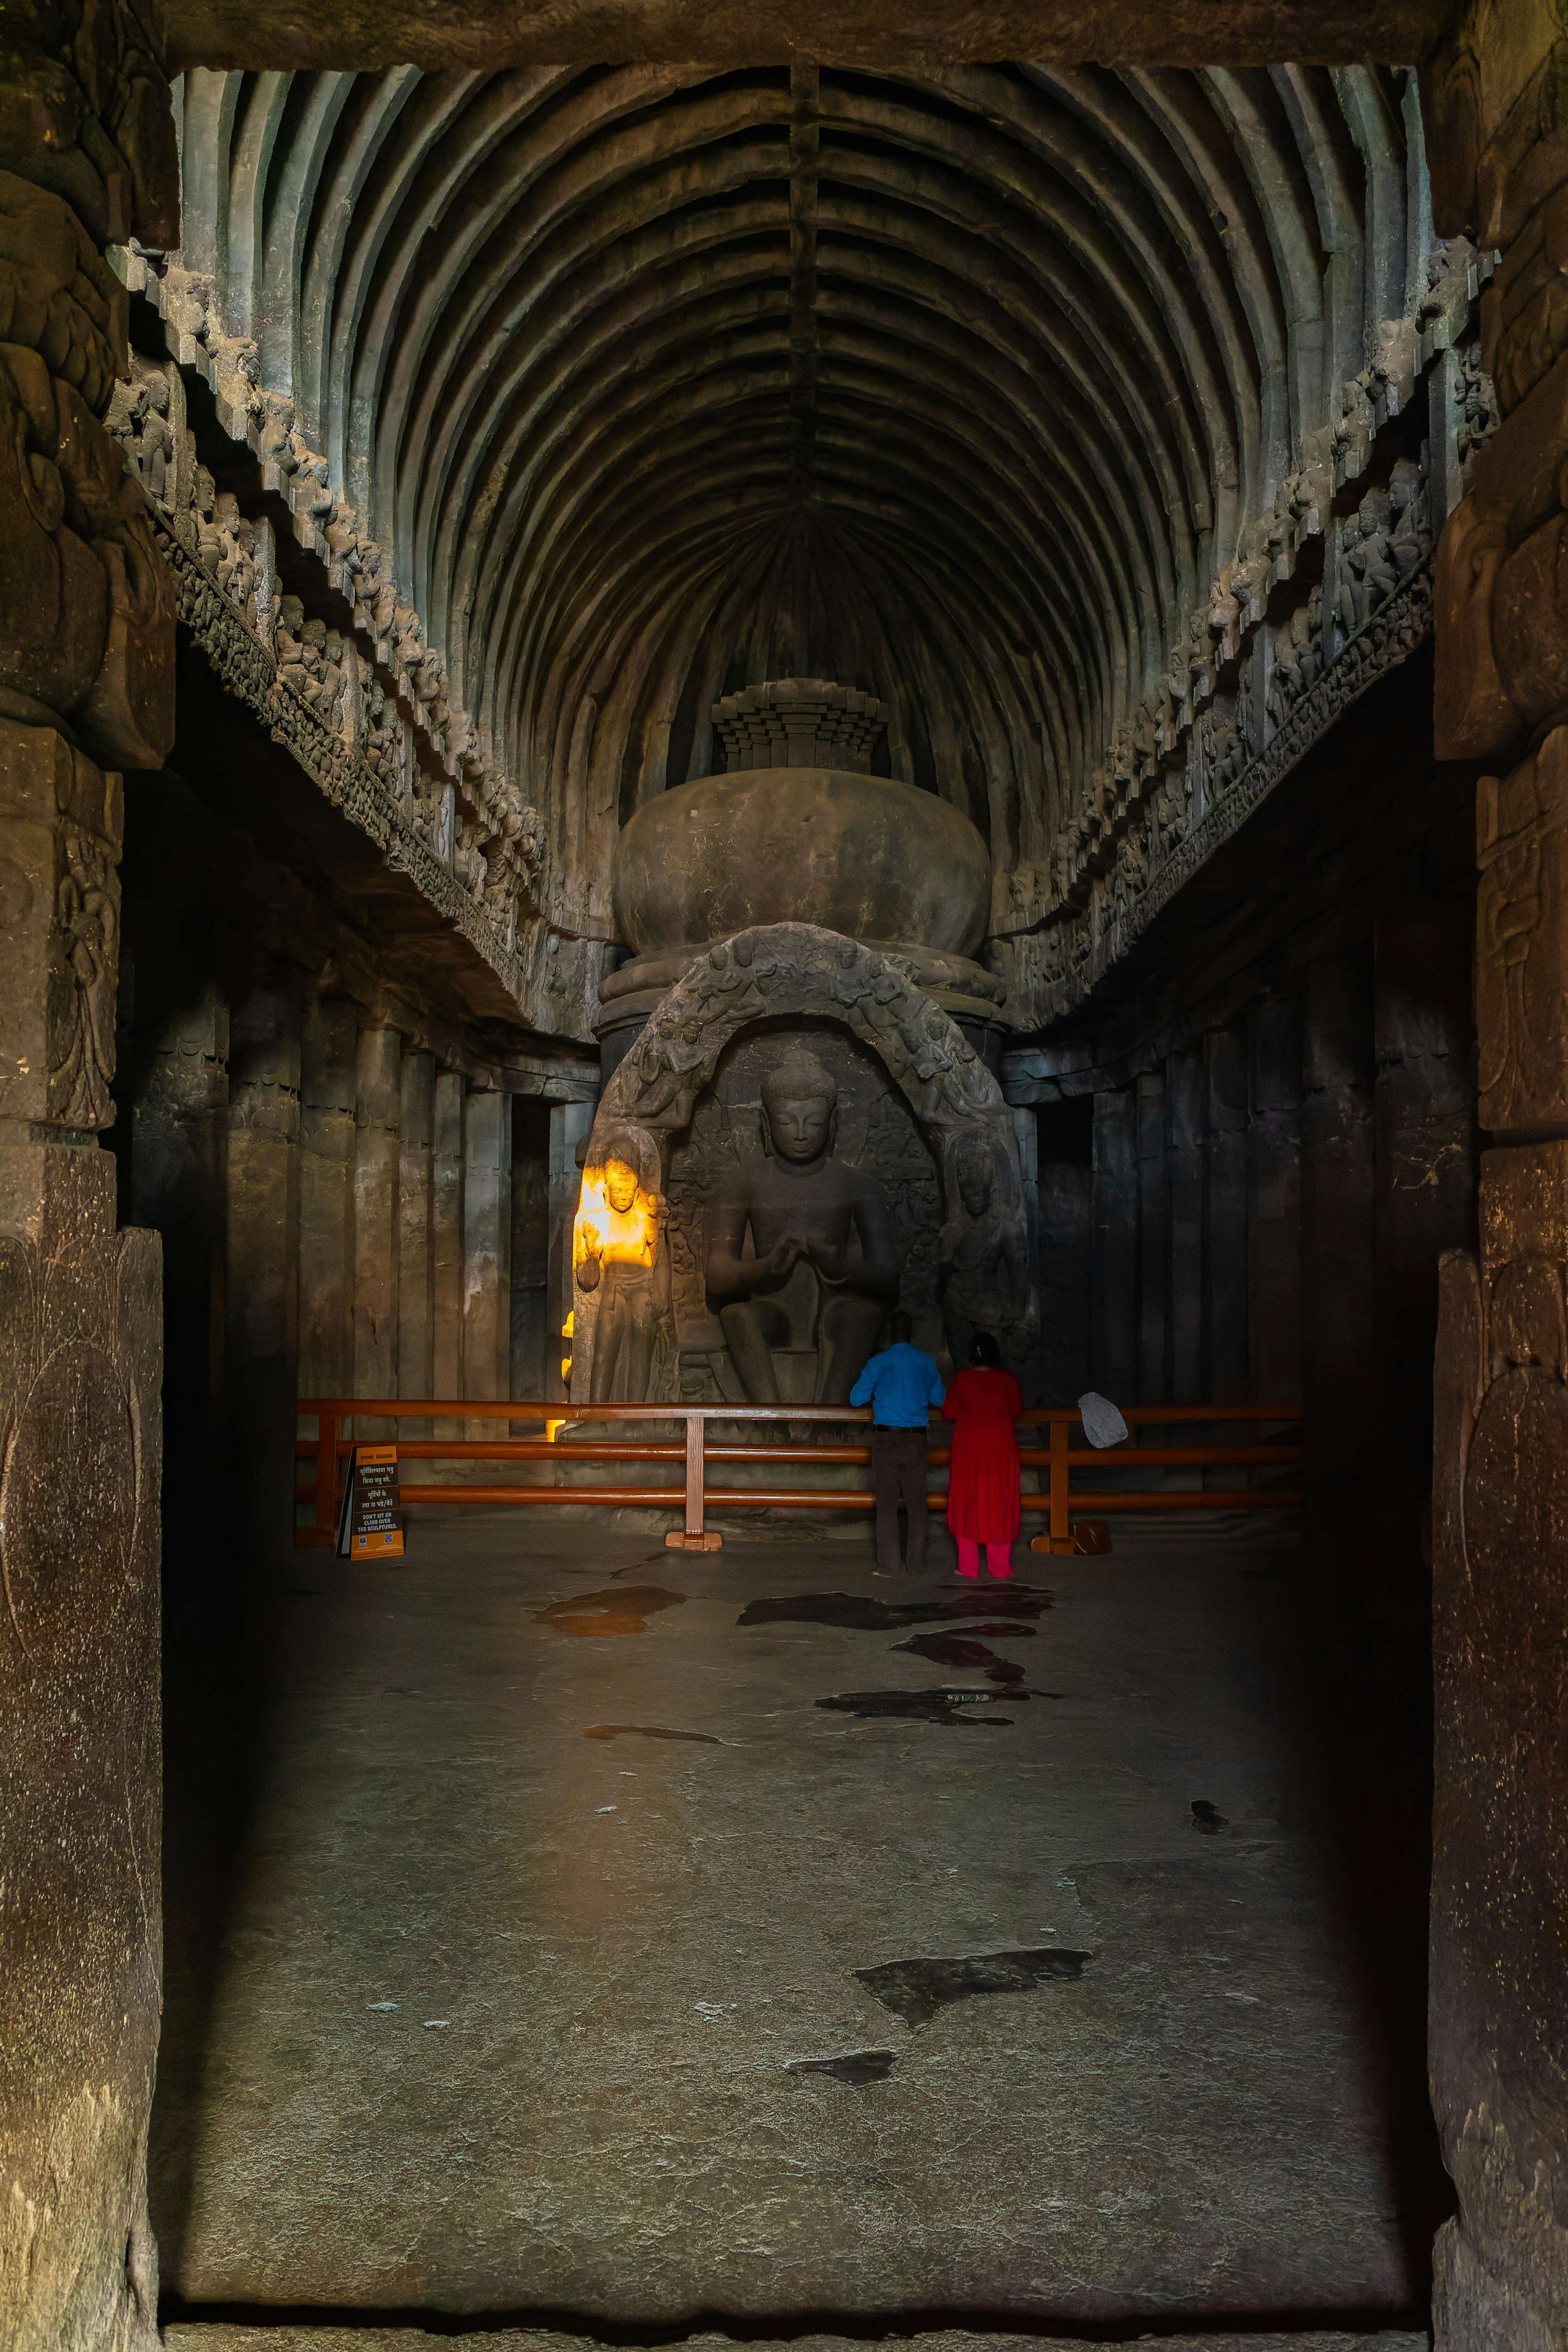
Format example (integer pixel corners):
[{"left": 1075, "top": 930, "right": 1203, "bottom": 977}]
[
  {"left": 1016, "top": 561, "right": 1434, "bottom": 1027},
  {"left": 164, "top": 2328, "right": 1430, "bottom": 2350},
  {"left": 154, "top": 514, "right": 608, "bottom": 1045}
]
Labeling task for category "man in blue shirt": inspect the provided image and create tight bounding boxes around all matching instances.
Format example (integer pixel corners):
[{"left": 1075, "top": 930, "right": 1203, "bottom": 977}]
[{"left": 850, "top": 1312, "right": 945, "bottom": 1575}]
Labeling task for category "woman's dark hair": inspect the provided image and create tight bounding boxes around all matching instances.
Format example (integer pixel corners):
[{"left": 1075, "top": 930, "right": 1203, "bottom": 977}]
[{"left": 968, "top": 1330, "right": 1001, "bottom": 1368}]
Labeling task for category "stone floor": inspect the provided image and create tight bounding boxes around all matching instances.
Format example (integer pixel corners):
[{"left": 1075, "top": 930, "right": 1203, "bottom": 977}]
[{"left": 152, "top": 1510, "right": 1438, "bottom": 2338}]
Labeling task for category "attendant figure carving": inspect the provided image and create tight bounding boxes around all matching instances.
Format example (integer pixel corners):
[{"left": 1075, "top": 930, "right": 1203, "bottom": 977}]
[
  {"left": 705, "top": 1044, "right": 898, "bottom": 1403},
  {"left": 575, "top": 1131, "right": 670, "bottom": 1403},
  {"left": 940, "top": 1135, "right": 1034, "bottom": 1370}
]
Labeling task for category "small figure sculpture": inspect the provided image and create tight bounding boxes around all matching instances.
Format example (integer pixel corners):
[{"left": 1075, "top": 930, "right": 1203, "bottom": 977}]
[
  {"left": 705, "top": 1044, "right": 898, "bottom": 1403},
  {"left": 575, "top": 1131, "right": 671, "bottom": 1403},
  {"left": 940, "top": 1135, "right": 1035, "bottom": 1371}
]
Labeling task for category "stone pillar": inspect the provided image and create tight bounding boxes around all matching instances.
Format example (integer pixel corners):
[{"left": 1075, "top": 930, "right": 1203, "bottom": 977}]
[
  {"left": 1012, "top": 1103, "right": 1042, "bottom": 1399},
  {"left": 1167, "top": 1049, "right": 1205, "bottom": 1404},
  {"left": 1136, "top": 1068, "right": 1167, "bottom": 1401},
  {"left": 1424, "top": 7, "right": 1568, "bottom": 2336},
  {"left": 1300, "top": 933, "right": 1377, "bottom": 1557},
  {"left": 226, "top": 977, "right": 302, "bottom": 1549},
  {"left": 132, "top": 980, "right": 228, "bottom": 1438},
  {"left": 1247, "top": 993, "right": 1302, "bottom": 1406},
  {"left": 463, "top": 1086, "right": 513, "bottom": 1406},
  {"left": 298, "top": 998, "right": 356, "bottom": 1405},
  {"left": 1204, "top": 1020, "right": 1250, "bottom": 1406},
  {"left": 0, "top": 725, "right": 165, "bottom": 2352},
  {"left": 0, "top": 23, "right": 177, "bottom": 2343},
  {"left": 398, "top": 1051, "right": 436, "bottom": 1404},
  {"left": 548, "top": 1099, "right": 595, "bottom": 1403},
  {"left": 432, "top": 1072, "right": 465, "bottom": 1420},
  {"left": 1374, "top": 900, "right": 1477, "bottom": 1557},
  {"left": 353, "top": 1027, "right": 401, "bottom": 1412},
  {"left": 510, "top": 1097, "right": 552, "bottom": 1406},
  {"left": 1089, "top": 1085, "right": 1137, "bottom": 1401},
  {"left": 1036, "top": 1098, "right": 1093, "bottom": 1402}
]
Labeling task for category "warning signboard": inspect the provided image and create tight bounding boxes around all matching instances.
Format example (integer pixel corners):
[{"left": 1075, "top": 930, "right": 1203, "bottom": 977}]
[{"left": 337, "top": 1443, "right": 405, "bottom": 1560}]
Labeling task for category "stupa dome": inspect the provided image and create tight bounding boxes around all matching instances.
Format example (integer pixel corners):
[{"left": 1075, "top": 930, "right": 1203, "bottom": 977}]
[{"left": 602, "top": 679, "right": 1001, "bottom": 1038}]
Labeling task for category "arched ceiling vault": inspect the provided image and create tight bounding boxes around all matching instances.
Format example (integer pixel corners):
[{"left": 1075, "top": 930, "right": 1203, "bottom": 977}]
[{"left": 170, "top": 58, "right": 1426, "bottom": 939}]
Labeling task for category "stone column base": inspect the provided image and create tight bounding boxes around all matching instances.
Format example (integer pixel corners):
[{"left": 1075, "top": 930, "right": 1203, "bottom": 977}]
[{"left": 0, "top": 1142, "right": 163, "bottom": 2352}]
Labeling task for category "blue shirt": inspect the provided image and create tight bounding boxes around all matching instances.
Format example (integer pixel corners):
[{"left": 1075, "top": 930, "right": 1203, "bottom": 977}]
[{"left": 850, "top": 1343, "right": 945, "bottom": 1428}]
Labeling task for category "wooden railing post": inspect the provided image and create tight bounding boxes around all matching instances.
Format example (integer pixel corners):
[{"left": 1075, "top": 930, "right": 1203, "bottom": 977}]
[
  {"left": 312, "top": 1408, "right": 339, "bottom": 1547},
  {"left": 667, "top": 1411, "right": 722, "bottom": 1552},
  {"left": 1051, "top": 1417, "right": 1070, "bottom": 1552}
]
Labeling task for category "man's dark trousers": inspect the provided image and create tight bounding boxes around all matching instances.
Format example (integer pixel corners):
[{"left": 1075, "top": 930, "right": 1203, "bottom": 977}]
[{"left": 872, "top": 1426, "right": 929, "bottom": 1572}]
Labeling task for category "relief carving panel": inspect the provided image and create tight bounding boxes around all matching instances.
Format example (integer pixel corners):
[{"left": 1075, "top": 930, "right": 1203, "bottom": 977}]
[{"left": 570, "top": 924, "right": 1030, "bottom": 1408}]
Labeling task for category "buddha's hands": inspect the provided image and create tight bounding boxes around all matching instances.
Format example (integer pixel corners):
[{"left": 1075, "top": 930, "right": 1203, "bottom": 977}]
[
  {"left": 763, "top": 1235, "right": 805, "bottom": 1281},
  {"left": 804, "top": 1241, "right": 853, "bottom": 1282},
  {"left": 576, "top": 1241, "right": 602, "bottom": 1291}
]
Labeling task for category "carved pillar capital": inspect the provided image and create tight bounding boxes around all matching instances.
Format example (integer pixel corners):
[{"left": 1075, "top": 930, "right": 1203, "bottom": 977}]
[
  {"left": 0, "top": 2, "right": 176, "bottom": 767},
  {"left": 0, "top": 715, "right": 123, "bottom": 1239}
]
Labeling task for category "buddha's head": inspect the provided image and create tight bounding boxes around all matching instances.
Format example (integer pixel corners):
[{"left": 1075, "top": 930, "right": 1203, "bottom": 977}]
[
  {"left": 760, "top": 1045, "right": 838, "bottom": 1165},
  {"left": 603, "top": 1157, "right": 640, "bottom": 1216},
  {"left": 594, "top": 1126, "right": 653, "bottom": 1216}
]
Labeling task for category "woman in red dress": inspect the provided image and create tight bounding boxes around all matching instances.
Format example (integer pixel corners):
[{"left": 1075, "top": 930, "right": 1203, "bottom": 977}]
[{"left": 942, "top": 1329, "right": 1024, "bottom": 1579}]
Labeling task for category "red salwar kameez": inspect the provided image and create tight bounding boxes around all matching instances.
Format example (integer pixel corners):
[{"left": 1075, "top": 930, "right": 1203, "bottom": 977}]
[{"left": 941, "top": 1365, "right": 1024, "bottom": 1578}]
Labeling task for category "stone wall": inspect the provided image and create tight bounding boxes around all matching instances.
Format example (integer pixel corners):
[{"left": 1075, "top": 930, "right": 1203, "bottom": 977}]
[{"left": 1425, "top": 0, "right": 1568, "bottom": 2341}]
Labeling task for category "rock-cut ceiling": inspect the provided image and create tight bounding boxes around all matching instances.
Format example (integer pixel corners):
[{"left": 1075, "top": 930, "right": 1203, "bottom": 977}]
[{"left": 170, "top": 61, "right": 1427, "bottom": 939}]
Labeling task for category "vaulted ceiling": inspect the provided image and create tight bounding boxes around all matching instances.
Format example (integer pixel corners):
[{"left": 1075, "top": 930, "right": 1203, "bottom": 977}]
[{"left": 174, "top": 60, "right": 1425, "bottom": 918}]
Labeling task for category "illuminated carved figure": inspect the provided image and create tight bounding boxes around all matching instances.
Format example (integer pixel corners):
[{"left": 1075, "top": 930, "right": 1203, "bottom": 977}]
[{"left": 574, "top": 1129, "right": 670, "bottom": 1403}]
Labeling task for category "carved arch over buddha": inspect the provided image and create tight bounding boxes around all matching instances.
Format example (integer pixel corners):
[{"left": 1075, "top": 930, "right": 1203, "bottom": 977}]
[{"left": 568, "top": 921, "right": 1029, "bottom": 1405}]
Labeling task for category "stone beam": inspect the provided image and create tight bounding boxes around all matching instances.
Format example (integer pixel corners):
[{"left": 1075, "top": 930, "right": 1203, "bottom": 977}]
[{"left": 154, "top": 0, "right": 1460, "bottom": 72}]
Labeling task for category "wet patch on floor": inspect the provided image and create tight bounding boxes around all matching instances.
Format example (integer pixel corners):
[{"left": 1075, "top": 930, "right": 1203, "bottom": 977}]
[
  {"left": 535, "top": 1586, "right": 686, "bottom": 1636},
  {"left": 891, "top": 1624, "right": 1036, "bottom": 1686},
  {"left": 1192, "top": 1799, "right": 1229, "bottom": 1833},
  {"left": 584, "top": 1723, "right": 722, "bottom": 1743},
  {"left": 853, "top": 1944, "right": 1090, "bottom": 2027},
  {"left": 785, "top": 2049, "right": 898, "bottom": 2086},
  {"left": 738, "top": 1586, "right": 1053, "bottom": 1631},
  {"left": 816, "top": 1688, "right": 1013, "bottom": 1726}
]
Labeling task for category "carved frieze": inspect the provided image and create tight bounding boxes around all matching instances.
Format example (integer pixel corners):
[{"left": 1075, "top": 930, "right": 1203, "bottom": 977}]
[
  {"left": 1477, "top": 724, "right": 1568, "bottom": 1140},
  {"left": 152, "top": 507, "right": 586, "bottom": 1035},
  {"left": 0, "top": 717, "right": 124, "bottom": 1140},
  {"left": 138, "top": 259, "right": 530, "bottom": 893},
  {"left": 1003, "top": 560, "right": 1436, "bottom": 1028}
]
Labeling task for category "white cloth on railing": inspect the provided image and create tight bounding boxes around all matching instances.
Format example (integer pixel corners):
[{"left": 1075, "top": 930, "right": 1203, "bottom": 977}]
[{"left": 1077, "top": 1391, "right": 1128, "bottom": 1449}]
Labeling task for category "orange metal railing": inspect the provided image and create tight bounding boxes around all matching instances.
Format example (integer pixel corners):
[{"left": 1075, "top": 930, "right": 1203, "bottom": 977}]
[{"left": 296, "top": 1399, "right": 1301, "bottom": 1554}]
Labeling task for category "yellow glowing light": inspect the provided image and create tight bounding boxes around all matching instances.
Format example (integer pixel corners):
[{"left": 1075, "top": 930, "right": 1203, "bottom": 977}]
[
  {"left": 545, "top": 1419, "right": 564, "bottom": 1443},
  {"left": 560, "top": 1355, "right": 573, "bottom": 1383},
  {"left": 561, "top": 1310, "right": 575, "bottom": 1338},
  {"left": 572, "top": 1161, "right": 658, "bottom": 1273}
]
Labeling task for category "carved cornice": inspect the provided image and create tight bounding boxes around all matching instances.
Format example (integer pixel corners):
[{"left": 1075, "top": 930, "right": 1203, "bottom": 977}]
[
  {"left": 1036, "top": 558, "right": 1434, "bottom": 1022},
  {"left": 155, "top": 516, "right": 530, "bottom": 1004}
]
